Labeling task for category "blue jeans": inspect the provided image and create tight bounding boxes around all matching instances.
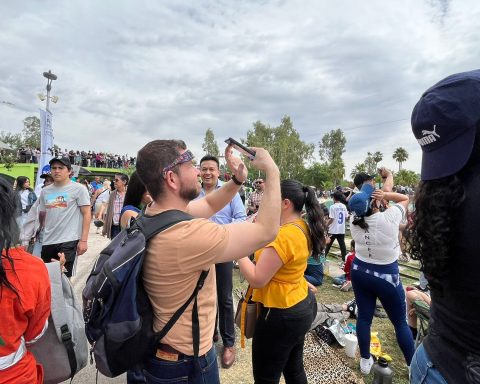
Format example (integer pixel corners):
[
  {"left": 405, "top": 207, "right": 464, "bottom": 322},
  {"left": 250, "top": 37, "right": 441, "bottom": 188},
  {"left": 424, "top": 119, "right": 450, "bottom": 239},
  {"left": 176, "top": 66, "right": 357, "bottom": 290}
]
[
  {"left": 332, "top": 274, "right": 346, "bottom": 286},
  {"left": 32, "top": 230, "right": 44, "bottom": 257},
  {"left": 410, "top": 344, "right": 447, "bottom": 383},
  {"left": 304, "top": 263, "right": 324, "bottom": 286},
  {"left": 351, "top": 261, "right": 415, "bottom": 365},
  {"left": 143, "top": 346, "right": 219, "bottom": 384}
]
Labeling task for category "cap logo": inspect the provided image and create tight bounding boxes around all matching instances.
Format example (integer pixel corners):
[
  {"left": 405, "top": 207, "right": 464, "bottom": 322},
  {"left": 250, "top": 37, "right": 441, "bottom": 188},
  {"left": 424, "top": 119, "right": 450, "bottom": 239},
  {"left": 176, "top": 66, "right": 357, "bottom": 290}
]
[{"left": 417, "top": 125, "right": 440, "bottom": 146}]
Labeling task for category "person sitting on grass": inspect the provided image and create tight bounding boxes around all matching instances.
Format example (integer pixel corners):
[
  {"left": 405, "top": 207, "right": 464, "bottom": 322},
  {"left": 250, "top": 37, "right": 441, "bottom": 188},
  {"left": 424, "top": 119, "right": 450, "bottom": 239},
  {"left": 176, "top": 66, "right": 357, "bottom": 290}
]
[
  {"left": 332, "top": 239, "right": 355, "bottom": 291},
  {"left": 405, "top": 287, "right": 431, "bottom": 341}
]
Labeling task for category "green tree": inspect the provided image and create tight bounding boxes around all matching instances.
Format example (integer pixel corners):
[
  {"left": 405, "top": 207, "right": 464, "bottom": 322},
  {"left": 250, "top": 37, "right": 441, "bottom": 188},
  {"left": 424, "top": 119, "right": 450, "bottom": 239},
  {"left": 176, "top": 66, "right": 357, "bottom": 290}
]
[
  {"left": 22, "top": 116, "right": 41, "bottom": 149},
  {"left": 373, "top": 151, "right": 383, "bottom": 169},
  {"left": 364, "top": 152, "right": 377, "bottom": 175},
  {"left": 318, "top": 129, "right": 346, "bottom": 163},
  {"left": 318, "top": 129, "right": 346, "bottom": 186},
  {"left": 301, "top": 162, "right": 330, "bottom": 189},
  {"left": 350, "top": 163, "right": 366, "bottom": 179},
  {"left": 245, "top": 116, "right": 314, "bottom": 180},
  {"left": 393, "top": 147, "right": 409, "bottom": 171},
  {"left": 0, "top": 131, "right": 22, "bottom": 150},
  {"left": 329, "top": 157, "right": 345, "bottom": 187},
  {"left": 394, "top": 169, "right": 420, "bottom": 187},
  {"left": 201, "top": 128, "right": 220, "bottom": 157}
]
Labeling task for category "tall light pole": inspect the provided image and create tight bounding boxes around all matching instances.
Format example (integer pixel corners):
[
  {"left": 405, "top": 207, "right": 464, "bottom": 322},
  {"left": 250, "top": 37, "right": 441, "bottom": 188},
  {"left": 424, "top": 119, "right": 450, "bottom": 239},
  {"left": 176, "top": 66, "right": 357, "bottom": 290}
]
[{"left": 41, "top": 70, "right": 58, "bottom": 111}]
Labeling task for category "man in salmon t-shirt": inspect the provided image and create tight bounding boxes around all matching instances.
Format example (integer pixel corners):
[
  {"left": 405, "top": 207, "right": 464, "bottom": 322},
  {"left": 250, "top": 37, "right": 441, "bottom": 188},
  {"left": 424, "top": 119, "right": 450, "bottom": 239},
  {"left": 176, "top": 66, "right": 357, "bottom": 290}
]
[{"left": 136, "top": 140, "right": 281, "bottom": 383}]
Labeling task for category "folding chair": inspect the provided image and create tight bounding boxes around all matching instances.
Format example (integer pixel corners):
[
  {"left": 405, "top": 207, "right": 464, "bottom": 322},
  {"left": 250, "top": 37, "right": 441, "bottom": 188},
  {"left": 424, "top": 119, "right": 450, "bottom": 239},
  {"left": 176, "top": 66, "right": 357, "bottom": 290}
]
[{"left": 412, "top": 299, "right": 430, "bottom": 348}]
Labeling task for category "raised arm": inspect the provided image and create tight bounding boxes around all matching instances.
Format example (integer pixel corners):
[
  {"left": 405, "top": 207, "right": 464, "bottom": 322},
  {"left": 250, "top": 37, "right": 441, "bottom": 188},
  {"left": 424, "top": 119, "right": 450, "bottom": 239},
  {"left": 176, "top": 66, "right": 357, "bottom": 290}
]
[
  {"left": 187, "top": 144, "right": 248, "bottom": 218},
  {"left": 215, "top": 148, "right": 281, "bottom": 263}
]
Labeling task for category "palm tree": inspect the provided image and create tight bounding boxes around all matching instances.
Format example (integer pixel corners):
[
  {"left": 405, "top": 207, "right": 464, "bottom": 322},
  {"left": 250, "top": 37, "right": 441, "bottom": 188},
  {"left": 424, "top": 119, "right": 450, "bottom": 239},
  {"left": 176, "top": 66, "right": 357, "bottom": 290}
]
[
  {"left": 392, "top": 147, "right": 409, "bottom": 171},
  {"left": 373, "top": 151, "right": 383, "bottom": 170},
  {"left": 350, "top": 163, "right": 366, "bottom": 180}
]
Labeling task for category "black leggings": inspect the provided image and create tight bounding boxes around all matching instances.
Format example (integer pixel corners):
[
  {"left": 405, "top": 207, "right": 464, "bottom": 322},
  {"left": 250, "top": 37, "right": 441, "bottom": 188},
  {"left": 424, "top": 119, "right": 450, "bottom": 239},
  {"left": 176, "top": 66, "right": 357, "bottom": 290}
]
[
  {"left": 252, "top": 291, "right": 316, "bottom": 384},
  {"left": 325, "top": 233, "right": 347, "bottom": 261}
]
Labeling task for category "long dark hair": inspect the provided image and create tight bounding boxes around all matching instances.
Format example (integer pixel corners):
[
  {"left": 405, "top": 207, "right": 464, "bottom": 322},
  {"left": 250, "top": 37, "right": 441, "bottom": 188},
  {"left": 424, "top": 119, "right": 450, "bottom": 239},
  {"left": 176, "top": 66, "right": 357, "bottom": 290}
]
[
  {"left": 123, "top": 171, "right": 146, "bottom": 209},
  {"left": 16, "top": 176, "right": 31, "bottom": 191},
  {"left": 281, "top": 180, "right": 327, "bottom": 258},
  {"left": 404, "top": 126, "right": 480, "bottom": 293},
  {"left": 0, "top": 178, "right": 20, "bottom": 298},
  {"left": 404, "top": 176, "right": 464, "bottom": 293}
]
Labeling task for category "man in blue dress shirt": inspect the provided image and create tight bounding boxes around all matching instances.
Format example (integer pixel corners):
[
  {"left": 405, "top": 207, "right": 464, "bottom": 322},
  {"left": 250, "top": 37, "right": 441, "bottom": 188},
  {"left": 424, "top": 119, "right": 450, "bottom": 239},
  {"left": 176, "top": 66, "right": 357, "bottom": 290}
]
[{"left": 198, "top": 155, "right": 246, "bottom": 369}]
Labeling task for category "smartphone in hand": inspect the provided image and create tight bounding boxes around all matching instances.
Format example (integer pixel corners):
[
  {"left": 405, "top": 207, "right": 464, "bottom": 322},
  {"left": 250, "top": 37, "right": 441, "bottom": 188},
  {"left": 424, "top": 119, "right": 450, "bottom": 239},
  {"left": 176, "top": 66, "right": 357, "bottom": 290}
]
[{"left": 224, "top": 137, "right": 256, "bottom": 160}]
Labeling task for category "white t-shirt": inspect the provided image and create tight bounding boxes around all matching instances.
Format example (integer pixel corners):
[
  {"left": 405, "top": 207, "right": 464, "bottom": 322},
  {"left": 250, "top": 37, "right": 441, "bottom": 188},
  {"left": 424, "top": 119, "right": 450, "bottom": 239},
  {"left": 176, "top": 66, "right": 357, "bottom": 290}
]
[
  {"left": 39, "top": 181, "right": 91, "bottom": 245},
  {"left": 350, "top": 204, "right": 405, "bottom": 265},
  {"left": 95, "top": 188, "right": 110, "bottom": 204},
  {"left": 20, "top": 189, "right": 30, "bottom": 210},
  {"left": 328, "top": 202, "right": 348, "bottom": 234}
]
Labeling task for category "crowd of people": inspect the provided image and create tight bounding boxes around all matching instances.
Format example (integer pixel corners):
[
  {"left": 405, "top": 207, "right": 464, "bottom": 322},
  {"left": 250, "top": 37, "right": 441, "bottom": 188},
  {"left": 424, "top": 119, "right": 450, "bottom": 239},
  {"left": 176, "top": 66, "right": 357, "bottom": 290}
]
[
  {"left": 1, "top": 69, "right": 479, "bottom": 384},
  {"left": 14, "top": 146, "right": 136, "bottom": 169}
]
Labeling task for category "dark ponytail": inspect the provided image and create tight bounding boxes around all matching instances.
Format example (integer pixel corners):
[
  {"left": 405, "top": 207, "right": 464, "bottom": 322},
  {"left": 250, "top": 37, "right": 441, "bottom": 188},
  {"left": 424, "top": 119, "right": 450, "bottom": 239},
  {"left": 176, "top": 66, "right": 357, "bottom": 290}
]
[
  {"left": 0, "top": 179, "right": 20, "bottom": 299},
  {"left": 352, "top": 215, "right": 370, "bottom": 230},
  {"left": 281, "top": 180, "right": 327, "bottom": 258}
]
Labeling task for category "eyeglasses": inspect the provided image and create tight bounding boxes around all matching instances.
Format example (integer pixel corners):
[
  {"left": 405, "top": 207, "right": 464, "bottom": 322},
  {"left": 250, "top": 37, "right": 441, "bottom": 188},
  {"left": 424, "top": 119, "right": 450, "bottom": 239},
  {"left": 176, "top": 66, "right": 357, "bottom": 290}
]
[{"left": 162, "top": 150, "right": 195, "bottom": 177}]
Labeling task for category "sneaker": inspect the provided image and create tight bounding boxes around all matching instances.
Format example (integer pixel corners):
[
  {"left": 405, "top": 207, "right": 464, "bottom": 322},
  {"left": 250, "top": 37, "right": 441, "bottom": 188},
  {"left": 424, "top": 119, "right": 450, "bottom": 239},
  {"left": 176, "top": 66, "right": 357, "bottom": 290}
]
[
  {"left": 345, "top": 299, "right": 357, "bottom": 319},
  {"left": 360, "top": 356, "right": 374, "bottom": 374},
  {"left": 332, "top": 283, "right": 342, "bottom": 288}
]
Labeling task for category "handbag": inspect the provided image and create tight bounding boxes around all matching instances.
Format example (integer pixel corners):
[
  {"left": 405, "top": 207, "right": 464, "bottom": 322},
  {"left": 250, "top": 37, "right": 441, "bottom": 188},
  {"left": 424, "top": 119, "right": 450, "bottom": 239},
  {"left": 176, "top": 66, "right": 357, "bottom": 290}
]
[{"left": 234, "top": 286, "right": 261, "bottom": 348}]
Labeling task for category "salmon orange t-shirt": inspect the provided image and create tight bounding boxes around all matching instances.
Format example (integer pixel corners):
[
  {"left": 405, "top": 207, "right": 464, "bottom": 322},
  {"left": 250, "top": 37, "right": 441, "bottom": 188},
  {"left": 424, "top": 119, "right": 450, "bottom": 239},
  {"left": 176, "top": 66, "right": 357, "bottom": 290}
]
[{"left": 142, "top": 207, "right": 229, "bottom": 356}]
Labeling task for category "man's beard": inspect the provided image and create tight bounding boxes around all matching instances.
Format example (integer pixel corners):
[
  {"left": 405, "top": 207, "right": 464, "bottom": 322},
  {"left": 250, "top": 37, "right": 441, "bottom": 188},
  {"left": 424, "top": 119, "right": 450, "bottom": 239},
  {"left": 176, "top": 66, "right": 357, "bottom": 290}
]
[{"left": 179, "top": 181, "right": 200, "bottom": 202}]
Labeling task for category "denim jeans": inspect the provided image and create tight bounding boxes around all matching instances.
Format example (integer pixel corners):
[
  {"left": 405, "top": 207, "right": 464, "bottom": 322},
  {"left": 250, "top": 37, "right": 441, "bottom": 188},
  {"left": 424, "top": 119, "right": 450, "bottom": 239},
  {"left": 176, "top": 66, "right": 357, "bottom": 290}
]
[
  {"left": 351, "top": 261, "right": 415, "bottom": 365},
  {"left": 410, "top": 344, "right": 447, "bottom": 384},
  {"left": 31, "top": 230, "right": 44, "bottom": 257},
  {"left": 143, "top": 346, "right": 219, "bottom": 384},
  {"left": 304, "top": 263, "right": 324, "bottom": 286}
]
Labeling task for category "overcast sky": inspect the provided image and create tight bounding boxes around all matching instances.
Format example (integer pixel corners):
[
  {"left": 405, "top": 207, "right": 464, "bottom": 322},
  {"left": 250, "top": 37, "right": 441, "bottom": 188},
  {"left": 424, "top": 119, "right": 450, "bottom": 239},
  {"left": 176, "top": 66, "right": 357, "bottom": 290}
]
[{"left": 1, "top": 0, "right": 479, "bottom": 177}]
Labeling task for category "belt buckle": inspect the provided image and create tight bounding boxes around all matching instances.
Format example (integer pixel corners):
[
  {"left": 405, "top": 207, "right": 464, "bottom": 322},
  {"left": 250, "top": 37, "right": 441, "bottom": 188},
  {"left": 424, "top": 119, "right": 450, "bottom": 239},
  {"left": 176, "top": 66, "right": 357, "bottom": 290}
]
[{"left": 156, "top": 349, "right": 179, "bottom": 361}]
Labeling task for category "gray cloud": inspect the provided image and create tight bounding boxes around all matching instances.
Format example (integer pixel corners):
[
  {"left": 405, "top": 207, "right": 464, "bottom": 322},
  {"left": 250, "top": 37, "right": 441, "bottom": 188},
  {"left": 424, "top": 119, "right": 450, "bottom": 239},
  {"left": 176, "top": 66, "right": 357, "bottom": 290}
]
[{"left": 1, "top": 0, "right": 479, "bottom": 175}]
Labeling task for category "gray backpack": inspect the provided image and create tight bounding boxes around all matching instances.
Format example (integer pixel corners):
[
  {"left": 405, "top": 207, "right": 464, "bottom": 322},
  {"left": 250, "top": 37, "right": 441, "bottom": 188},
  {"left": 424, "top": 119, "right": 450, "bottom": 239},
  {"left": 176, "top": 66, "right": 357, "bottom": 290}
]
[{"left": 29, "top": 261, "right": 88, "bottom": 384}]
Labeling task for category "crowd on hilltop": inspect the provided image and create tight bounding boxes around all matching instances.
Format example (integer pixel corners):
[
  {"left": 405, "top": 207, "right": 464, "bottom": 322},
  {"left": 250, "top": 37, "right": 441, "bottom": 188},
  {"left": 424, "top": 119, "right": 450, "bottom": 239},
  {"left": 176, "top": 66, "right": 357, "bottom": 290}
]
[{"left": 14, "top": 146, "right": 136, "bottom": 169}]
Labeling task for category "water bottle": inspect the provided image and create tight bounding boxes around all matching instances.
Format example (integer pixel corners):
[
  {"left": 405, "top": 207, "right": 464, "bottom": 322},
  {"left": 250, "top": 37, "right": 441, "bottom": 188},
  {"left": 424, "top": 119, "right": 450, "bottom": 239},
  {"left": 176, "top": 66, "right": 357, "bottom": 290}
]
[{"left": 372, "top": 357, "right": 393, "bottom": 384}]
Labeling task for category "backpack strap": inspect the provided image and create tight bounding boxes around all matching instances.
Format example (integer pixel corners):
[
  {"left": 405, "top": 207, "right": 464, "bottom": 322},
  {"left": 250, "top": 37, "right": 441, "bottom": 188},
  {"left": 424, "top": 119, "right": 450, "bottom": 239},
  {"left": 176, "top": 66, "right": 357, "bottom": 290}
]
[
  {"left": 44, "top": 262, "right": 77, "bottom": 379},
  {"left": 134, "top": 209, "right": 194, "bottom": 240},
  {"left": 155, "top": 269, "right": 210, "bottom": 364}
]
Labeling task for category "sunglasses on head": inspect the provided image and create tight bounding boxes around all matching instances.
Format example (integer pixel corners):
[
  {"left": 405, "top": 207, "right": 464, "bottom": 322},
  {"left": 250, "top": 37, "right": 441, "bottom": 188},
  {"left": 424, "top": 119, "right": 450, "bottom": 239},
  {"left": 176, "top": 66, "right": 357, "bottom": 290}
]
[{"left": 162, "top": 150, "right": 195, "bottom": 177}]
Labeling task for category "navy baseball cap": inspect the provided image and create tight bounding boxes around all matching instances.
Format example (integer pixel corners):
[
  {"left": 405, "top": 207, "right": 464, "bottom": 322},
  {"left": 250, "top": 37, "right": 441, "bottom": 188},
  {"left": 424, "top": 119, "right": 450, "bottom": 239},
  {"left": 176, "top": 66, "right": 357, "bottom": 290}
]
[
  {"left": 49, "top": 156, "right": 72, "bottom": 170},
  {"left": 353, "top": 172, "right": 375, "bottom": 189},
  {"left": 411, "top": 69, "right": 480, "bottom": 181},
  {"left": 348, "top": 183, "right": 375, "bottom": 217}
]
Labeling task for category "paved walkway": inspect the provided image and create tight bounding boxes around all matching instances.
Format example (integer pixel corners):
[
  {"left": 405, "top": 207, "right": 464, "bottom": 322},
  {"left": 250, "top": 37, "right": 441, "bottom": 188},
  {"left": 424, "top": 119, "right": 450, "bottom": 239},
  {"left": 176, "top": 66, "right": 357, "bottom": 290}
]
[{"left": 64, "top": 225, "right": 125, "bottom": 383}]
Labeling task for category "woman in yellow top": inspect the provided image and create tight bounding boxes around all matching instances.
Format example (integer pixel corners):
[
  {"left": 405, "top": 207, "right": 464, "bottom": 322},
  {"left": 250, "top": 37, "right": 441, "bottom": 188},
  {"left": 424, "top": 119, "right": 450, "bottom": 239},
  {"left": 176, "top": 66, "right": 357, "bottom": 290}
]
[{"left": 238, "top": 179, "right": 327, "bottom": 384}]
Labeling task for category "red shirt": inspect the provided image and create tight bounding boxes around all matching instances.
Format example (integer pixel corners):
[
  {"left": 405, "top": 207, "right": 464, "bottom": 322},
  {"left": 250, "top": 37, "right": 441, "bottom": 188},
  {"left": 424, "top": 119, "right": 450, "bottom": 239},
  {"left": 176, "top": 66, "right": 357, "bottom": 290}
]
[
  {"left": 344, "top": 251, "right": 355, "bottom": 281},
  {"left": 0, "top": 248, "right": 51, "bottom": 384}
]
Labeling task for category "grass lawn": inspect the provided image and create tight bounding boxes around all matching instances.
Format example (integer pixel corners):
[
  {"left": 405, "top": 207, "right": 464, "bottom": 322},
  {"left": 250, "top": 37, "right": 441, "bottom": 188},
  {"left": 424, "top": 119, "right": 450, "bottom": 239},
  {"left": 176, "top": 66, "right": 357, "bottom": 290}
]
[
  {"left": 318, "top": 265, "right": 412, "bottom": 384},
  {"left": 228, "top": 256, "right": 416, "bottom": 384}
]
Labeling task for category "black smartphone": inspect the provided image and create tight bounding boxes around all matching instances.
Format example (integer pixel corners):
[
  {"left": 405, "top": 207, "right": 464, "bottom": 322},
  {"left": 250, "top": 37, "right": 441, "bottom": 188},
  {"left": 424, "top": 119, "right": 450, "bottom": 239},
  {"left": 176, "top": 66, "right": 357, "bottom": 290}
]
[{"left": 224, "top": 137, "right": 256, "bottom": 160}]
